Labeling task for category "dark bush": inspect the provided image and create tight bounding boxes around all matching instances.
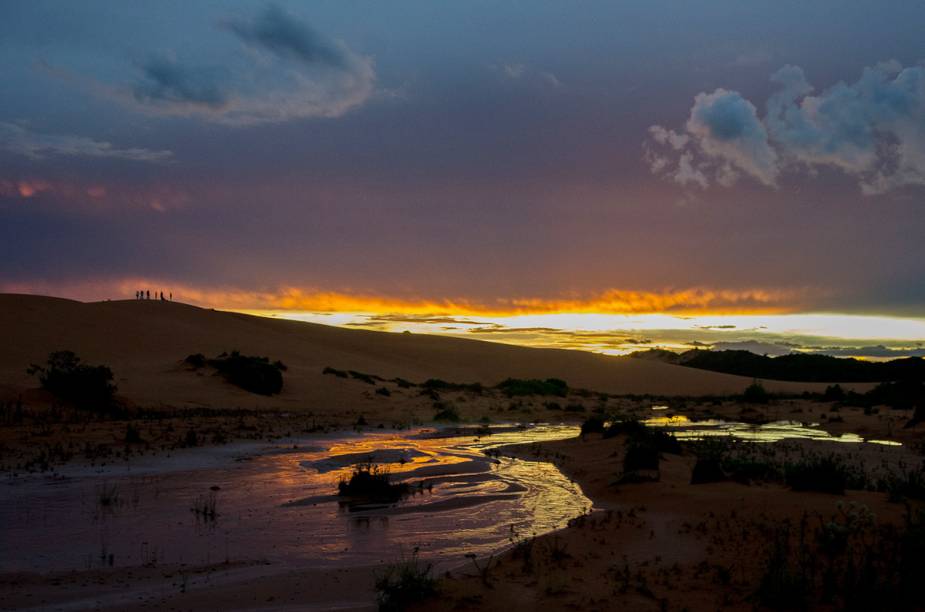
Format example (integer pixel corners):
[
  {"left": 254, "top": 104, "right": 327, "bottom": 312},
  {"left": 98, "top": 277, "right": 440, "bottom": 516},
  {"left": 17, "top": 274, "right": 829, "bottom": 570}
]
[
  {"left": 497, "top": 377, "right": 568, "bottom": 397},
  {"left": 209, "top": 351, "right": 284, "bottom": 395},
  {"left": 743, "top": 381, "right": 770, "bottom": 404},
  {"left": 28, "top": 350, "right": 117, "bottom": 411},
  {"left": 690, "top": 456, "right": 726, "bottom": 484},
  {"left": 323, "top": 366, "right": 348, "bottom": 378},
  {"left": 422, "top": 379, "right": 483, "bottom": 394},
  {"left": 867, "top": 380, "right": 925, "bottom": 410},
  {"left": 375, "top": 549, "right": 436, "bottom": 612},
  {"left": 337, "top": 463, "right": 408, "bottom": 502},
  {"left": 624, "top": 443, "right": 660, "bottom": 472},
  {"left": 785, "top": 456, "right": 849, "bottom": 494},
  {"left": 580, "top": 415, "right": 606, "bottom": 435},
  {"left": 184, "top": 353, "right": 207, "bottom": 369},
  {"left": 375, "top": 386, "right": 391, "bottom": 397},
  {"left": 823, "top": 384, "right": 846, "bottom": 402},
  {"left": 604, "top": 420, "right": 682, "bottom": 454},
  {"left": 124, "top": 423, "right": 143, "bottom": 444},
  {"left": 348, "top": 370, "right": 379, "bottom": 385},
  {"left": 433, "top": 403, "right": 460, "bottom": 422}
]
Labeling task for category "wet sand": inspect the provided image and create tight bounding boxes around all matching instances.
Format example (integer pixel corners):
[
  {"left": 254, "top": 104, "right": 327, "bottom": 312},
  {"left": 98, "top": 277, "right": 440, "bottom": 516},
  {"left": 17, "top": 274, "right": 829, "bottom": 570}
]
[{"left": 1, "top": 426, "right": 591, "bottom": 611}]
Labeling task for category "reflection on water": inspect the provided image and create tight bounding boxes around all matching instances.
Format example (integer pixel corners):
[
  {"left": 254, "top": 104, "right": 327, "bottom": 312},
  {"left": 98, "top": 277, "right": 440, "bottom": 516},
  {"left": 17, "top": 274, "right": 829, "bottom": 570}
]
[
  {"left": 644, "top": 413, "right": 901, "bottom": 446},
  {"left": 0, "top": 425, "right": 589, "bottom": 573}
]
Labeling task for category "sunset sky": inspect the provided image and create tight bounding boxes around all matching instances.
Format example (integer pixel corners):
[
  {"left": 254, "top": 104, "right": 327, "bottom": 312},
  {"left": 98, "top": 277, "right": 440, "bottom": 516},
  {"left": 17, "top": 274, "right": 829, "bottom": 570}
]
[{"left": 3, "top": 1, "right": 925, "bottom": 357}]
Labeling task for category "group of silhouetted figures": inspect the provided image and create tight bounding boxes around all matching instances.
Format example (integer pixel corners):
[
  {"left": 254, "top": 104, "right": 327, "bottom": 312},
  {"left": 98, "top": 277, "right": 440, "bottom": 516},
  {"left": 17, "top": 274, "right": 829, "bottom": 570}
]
[{"left": 136, "top": 289, "right": 172, "bottom": 301}]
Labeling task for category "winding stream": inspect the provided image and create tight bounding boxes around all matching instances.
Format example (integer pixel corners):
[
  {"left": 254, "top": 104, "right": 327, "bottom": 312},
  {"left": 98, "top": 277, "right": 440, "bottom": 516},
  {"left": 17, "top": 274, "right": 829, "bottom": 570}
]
[
  {"left": 0, "top": 417, "right": 903, "bottom": 579},
  {"left": 1, "top": 425, "right": 590, "bottom": 574}
]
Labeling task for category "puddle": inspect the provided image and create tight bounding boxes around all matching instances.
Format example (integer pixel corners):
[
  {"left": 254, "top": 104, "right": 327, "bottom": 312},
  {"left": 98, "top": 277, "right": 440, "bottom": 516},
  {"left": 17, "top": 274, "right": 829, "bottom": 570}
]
[
  {"left": 643, "top": 413, "right": 901, "bottom": 446},
  {"left": 0, "top": 424, "right": 590, "bottom": 574}
]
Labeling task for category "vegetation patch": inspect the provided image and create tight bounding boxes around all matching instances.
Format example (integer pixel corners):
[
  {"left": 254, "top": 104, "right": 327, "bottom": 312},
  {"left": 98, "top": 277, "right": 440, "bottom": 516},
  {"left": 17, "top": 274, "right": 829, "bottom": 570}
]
[
  {"left": 604, "top": 419, "right": 682, "bottom": 455},
  {"left": 580, "top": 415, "right": 606, "bottom": 435},
  {"left": 349, "top": 370, "right": 381, "bottom": 385},
  {"left": 756, "top": 506, "right": 925, "bottom": 610},
  {"left": 742, "top": 381, "right": 770, "bottom": 404},
  {"left": 432, "top": 402, "right": 461, "bottom": 422},
  {"left": 497, "top": 377, "right": 568, "bottom": 397},
  {"left": 207, "top": 351, "right": 286, "bottom": 395},
  {"left": 375, "top": 549, "right": 436, "bottom": 612},
  {"left": 28, "top": 350, "right": 117, "bottom": 412},
  {"left": 422, "top": 378, "right": 483, "bottom": 394},
  {"left": 784, "top": 456, "right": 854, "bottom": 494},
  {"left": 337, "top": 463, "right": 409, "bottom": 503},
  {"left": 631, "top": 348, "right": 925, "bottom": 383}
]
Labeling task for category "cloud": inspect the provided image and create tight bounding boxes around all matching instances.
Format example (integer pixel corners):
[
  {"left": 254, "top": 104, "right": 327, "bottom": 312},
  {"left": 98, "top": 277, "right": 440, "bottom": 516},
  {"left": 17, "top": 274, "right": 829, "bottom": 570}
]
[
  {"left": 646, "top": 60, "right": 925, "bottom": 194},
  {"left": 130, "top": 5, "right": 375, "bottom": 125},
  {"left": 133, "top": 56, "right": 229, "bottom": 110},
  {"left": 492, "top": 62, "right": 562, "bottom": 88},
  {"left": 226, "top": 5, "right": 349, "bottom": 69},
  {"left": 0, "top": 123, "right": 172, "bottom": 162},
  {"left": 686, "top": 89, "right": 779, "bottom": 187}
]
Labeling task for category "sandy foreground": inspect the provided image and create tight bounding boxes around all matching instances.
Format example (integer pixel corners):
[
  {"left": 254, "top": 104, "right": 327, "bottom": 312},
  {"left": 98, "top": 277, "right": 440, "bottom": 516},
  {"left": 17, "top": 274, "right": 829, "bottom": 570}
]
[{"left": 1, "top": 294, "right": 922, "bottom": 611}]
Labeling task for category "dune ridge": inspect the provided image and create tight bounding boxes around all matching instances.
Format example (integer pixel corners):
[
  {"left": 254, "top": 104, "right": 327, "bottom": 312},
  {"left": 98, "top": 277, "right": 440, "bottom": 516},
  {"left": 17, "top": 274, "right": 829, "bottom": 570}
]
[{"left": 0, "top": 294, "right": 861, "bottom": 409}]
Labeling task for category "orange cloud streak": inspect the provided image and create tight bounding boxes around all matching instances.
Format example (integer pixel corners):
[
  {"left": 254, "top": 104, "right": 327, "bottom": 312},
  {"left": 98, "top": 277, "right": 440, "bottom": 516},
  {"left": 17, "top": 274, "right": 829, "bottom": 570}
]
[
  {"left": 119, "top": 282, "right": 811, "bottom": 315},
  {"left": 2, "top": 278, "right": 816, "bottom": 316}
]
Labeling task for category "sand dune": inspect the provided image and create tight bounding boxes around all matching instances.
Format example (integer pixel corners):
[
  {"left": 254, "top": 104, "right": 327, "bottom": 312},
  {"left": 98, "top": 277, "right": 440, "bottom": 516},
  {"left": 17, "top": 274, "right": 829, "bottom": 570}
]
[{"left": 0, "top": 294, "right": 862, "bottom": 410}]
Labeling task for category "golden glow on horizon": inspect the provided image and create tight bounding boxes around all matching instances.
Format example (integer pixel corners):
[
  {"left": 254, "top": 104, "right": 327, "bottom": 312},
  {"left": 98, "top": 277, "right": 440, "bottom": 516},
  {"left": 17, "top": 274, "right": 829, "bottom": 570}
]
[
  {"left": 237, "top": 309, "right": 925, "bottom": 357},
  {"left": 6, "top": 279, "right": 923, "bottom": 358}
]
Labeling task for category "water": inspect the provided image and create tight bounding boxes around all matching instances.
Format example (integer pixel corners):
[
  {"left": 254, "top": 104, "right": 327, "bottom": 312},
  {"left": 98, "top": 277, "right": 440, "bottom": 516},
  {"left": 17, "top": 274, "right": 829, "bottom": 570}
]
[
  {"left": 0, "top": 425, "right": 590, "bottom": 574},
  {"left": 0, "top": 417, "right": 901, "bottom": 577},
  {"left": 644, "top": 411, "right": 901, "bottom": 446}
]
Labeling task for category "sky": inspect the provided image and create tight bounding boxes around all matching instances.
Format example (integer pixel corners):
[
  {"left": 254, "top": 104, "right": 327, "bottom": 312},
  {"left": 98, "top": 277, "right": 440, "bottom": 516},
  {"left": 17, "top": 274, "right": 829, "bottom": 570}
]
[{"left": 2, "top": 1, "right": 925, "bottom": 357}]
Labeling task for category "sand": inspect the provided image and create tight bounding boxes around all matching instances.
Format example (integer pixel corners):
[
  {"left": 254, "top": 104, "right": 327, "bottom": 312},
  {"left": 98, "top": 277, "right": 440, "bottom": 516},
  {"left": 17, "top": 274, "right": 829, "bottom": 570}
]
[{"left": 0, "top": 294, "right": 867, "bottom": 414}]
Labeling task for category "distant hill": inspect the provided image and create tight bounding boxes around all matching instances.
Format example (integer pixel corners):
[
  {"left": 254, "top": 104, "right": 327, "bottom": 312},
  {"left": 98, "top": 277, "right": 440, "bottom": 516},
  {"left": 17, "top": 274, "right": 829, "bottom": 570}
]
[{"left": 629, "top": 349, "right": 925, "bottom": 383}]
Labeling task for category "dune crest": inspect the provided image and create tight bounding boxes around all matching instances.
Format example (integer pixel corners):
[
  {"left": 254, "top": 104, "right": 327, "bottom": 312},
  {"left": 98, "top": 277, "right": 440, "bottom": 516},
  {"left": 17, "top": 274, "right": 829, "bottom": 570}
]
[{"left": 0, "top": 294, "right": 854, "bottom": 409}]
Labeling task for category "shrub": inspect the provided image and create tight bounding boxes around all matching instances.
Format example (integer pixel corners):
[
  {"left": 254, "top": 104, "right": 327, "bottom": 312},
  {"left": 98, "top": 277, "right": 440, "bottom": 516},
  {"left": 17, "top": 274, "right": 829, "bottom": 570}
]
[
  {"left": 623, "top": 443, "right": 660, "bottom": 472},
  {"left": 785, "top": 456, "right": 849, "bottom": 494},
  {"left": 743, "top": 381, "right": 770, "bottom": 404},
  {"left": 322, "top": 366, "right": 348, "bottom": 378},
  {"left": 690, "top": 456, "right": 726, "bottom": 484},
  {"left": 867, "top": 380, "right": 925, "bottom": 410},
  {"left": 338, "top": 463, "right": 408, "bottom": 502},
  {"left": 422, "top": 379, "right": 483, "bottom": 394},
  {"left": 209, "top": 351, "right": 284, "bottom": 395},
  {"left": 28, "top": 350, "right": 117, "bottom": 411},
  {"left": 375, "top": 549, "right": 436, "bottom": 612},
  {"left": 604, "top": 419, "right": 682, "bottom": 454},
  {"left": 496, "top": 377, "right": 568, "bottom": 397},
  {"left": 823, "top": 384, "right": 846, "bottom": 402},
  {"left": 433, "top": 403, "right": 460, "bottom": 422},
  {"left": 124, "top": 423, "right": 143, "bottom": 444},
  {"left": 580, "top": 415, "right": 606, "bottom": 435},
  {"left": 184, "top": 353, "right": 207, "bottom": 369},
  {"left": 375, "top": 386, "right": 391, "bottom": 397},
  {"left": 349, "top": 370, "right": 379, "bottom": 385}
]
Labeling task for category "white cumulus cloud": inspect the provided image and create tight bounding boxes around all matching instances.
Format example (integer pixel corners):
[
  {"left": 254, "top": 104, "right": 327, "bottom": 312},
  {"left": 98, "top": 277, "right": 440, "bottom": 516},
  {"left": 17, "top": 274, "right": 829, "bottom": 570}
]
[{"left": 646, "top": 60, "right": 925, "bottom": 195}]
